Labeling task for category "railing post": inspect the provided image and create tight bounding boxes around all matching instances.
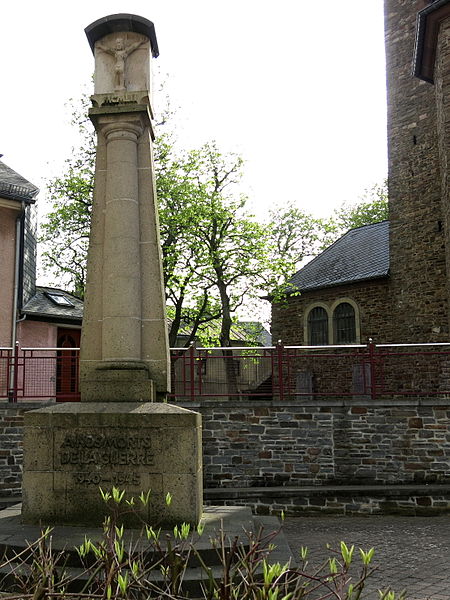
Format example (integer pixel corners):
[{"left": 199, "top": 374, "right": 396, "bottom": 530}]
[
  {"left": 189, "top": 343, "right": 195, "bottom": 402},
  {"left": 368, "top": 338, "right": 376, "bottom": 400},
  {"left": 9, "top": 342, "right": 19, "bottom": 403},
  {"left": 276, "top": 340, "right": 284, "bottom": 402}
]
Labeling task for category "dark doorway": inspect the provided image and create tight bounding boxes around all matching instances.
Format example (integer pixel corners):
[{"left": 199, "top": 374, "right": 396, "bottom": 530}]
[{"left": 56, "top": 328, "right": 80, "bottom": 402}]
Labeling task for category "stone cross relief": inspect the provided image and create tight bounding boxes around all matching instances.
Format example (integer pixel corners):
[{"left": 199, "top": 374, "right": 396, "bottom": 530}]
[{"left": 96, "top": 36, "right": 146, "bottom": 91}]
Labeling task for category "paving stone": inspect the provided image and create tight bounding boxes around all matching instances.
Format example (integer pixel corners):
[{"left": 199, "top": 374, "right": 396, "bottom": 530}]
[{"left": 283, "top": 515, "right": 450, "bottom": 599}]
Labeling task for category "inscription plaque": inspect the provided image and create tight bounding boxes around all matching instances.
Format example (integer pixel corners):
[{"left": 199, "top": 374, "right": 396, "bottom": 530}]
[
  {"left": 60, "top": 433, "right": 153, "bottom": 463},
  {"left": 58, "top": 433, "right": 154, "bottom": 484},
  {"left": 74, "top": 472, "right": 141, "bottom": 486}
]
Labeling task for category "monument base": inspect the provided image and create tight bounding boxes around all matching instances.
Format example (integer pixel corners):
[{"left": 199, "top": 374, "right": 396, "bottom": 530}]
[{"left": 21, "top": 402, "right": 202, "bottom": 527}]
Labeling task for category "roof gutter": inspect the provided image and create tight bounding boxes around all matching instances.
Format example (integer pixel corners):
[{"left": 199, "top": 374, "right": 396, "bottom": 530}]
[
  {"left": 8, "top": 202, "right": 26, "bottom": 401},
  {"left": 11, "top": 202, "right": 25, "bottom": 348}
]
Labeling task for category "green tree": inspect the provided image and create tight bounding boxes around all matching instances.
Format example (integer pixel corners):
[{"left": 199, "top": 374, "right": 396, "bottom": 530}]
[
  {"left": 39, "top": 100, "right": 276, "bottom": 347},
  {"left": 155, "top": 134, "right": 222, "bottom": 346},
  {"left": 329, "top": 181, "right": 388, "bottom": 234},
  {"left": 265, "top": 203, "right": 324, "bottom": 297},
  {"left": 40, "top": 96, "right": 94, "bottom": 298},
  {"left": 187, "top": 143, "right": 269, "bottom": 348},
  {"left": 40, "top": 96, "right": 386, "bottom": 347}
]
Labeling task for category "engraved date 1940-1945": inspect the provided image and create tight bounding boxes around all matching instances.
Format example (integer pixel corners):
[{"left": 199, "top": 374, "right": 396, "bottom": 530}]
[{"left": 74, "top": 472, "right": 141, "bottom": 486}]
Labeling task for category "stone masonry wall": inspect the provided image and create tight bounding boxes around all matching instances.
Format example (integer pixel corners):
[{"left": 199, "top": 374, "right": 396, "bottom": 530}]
[
  {"left": 271, "top": 278, "right": 392, "bottom": 345},
  {"left": 2, "top": 399, "right": 450, "bottom": 515},
  {"left": 0, "top": 403, "right": 44, "bottom": 497},
  {"left": 436, "top": 16, "right": 450, "bottom": 330},
  {"left": 2, "top": 399, "right": 450, "bottom": 495},
  {"left": 385, "top": 0, "right": 448, "bottom": 343},
  {"left": 194, "top": 398, "right": 450, "bottom": 489}
]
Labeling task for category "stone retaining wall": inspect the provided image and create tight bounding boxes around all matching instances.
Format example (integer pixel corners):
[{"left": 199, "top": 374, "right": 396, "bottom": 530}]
[
  {"left": 186, "top": 399, "right": 450, "bottom": 489},
  {"left": 0, "top": 403, "right": 50, "bottom": 497},
  {"left": 2, "top": 399, "right": 450, "bottom": 515}
]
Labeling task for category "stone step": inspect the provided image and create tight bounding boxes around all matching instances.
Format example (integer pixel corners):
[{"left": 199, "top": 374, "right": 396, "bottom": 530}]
[{"left": 0, "top": 504, "right": 292, "bottom": 597}]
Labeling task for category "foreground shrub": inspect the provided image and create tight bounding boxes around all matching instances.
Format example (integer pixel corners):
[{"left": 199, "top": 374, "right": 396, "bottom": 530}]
[{"left": 0, "top": 488, "right": 405, "bottom": 600}]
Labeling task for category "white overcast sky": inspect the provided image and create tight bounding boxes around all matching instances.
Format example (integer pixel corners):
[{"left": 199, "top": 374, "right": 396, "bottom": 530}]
[{"left": 1, "top": 0, "right": 386, "bottom": 222}]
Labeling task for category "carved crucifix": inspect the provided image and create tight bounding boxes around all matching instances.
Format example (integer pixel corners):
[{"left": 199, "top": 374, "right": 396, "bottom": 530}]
[{"left": 96, "top": 36, "right": 146, "bottom": 91}]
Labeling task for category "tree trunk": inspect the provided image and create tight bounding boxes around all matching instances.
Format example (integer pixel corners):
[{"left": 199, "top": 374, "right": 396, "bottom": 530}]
[{"left": 216, "top": 278, "right": 239, "bottom": 397}]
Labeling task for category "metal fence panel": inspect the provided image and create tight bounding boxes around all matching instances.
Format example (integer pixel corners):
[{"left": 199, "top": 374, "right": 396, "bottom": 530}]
[{"left": 3, "top": 342, "right": 450, "bottom": 402}]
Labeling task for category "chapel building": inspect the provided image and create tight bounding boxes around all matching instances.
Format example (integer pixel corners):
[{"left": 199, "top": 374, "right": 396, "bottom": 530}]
[{"left": 272, "top": 0, "right": 450, "bottom": 347}]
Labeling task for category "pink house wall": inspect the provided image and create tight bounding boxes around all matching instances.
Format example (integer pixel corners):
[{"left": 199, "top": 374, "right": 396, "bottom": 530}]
[
  {"left": 0, "top": 206, "right": 19, "bottom": 347},
  {"left": 17, "top": 320, "right": 58, "bottom": 348}
]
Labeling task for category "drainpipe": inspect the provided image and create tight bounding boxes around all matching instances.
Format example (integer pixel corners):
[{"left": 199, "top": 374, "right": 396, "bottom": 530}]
[{"left": 9, "top": 202, "right": 25, "bottom": 401}]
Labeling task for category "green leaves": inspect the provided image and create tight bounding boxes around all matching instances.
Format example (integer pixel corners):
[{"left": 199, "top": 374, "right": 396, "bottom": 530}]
[
  {"left": 340, "top": 541, "right": 355, "bottom": 567},
  {"left": 39, "top": 96, "right": 95, "bottom": 298},
  {"left": 158, "top": 139, "right": 266, "bottom": 348},
  {"left": 360, "top": 546, "right": 375, "bottom": 565},
  {"left": 322, "top": 180, "right": 389, "bottom": 249}
]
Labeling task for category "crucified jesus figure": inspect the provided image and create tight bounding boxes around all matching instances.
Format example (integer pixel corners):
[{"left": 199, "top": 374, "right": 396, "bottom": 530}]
[{"left": 97, "top": 36, "right": 146, "bottom": 91}]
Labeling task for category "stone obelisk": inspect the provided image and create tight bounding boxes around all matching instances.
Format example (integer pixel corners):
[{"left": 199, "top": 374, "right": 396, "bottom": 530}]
[
  {"left": 21, "top": 14, "right": 203, "bottom": 527},
  {"left": 80, "top": 14, "right": 168, "bottom": 402}
]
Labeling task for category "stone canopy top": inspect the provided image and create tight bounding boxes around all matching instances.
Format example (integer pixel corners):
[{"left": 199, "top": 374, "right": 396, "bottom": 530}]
[{"left": 85, "top": 13, "right": 159, "bottom": 58}]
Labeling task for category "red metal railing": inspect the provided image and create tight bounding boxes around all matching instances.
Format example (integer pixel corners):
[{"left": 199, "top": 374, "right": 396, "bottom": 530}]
[
  {"left": 0, "top": 345, "right": 80, "bottom": 403},
  {"left": 2, "top": 341, "right": 450, "bottom": 402}
]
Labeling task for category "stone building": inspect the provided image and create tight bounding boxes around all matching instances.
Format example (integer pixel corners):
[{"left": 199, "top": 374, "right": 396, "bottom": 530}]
[{"left": 272, "top": 0, "right": 450, "bottom": 346}]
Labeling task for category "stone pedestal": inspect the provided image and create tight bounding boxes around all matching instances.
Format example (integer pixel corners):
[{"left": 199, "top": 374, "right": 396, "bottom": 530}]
[{"left": 22, "top": 403, "right": 202, "bottom": 527}]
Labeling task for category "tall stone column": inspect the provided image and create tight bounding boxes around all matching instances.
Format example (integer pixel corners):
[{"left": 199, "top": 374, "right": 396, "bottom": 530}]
[
  {"left": 21, "top": 14, "right": 203, "bottom": 528},
  {"left": 102, "top": 119, "right": 143, "bottom": 362},
  {"left": 79, "top": 15, "right": 170, "bottom": 401}
]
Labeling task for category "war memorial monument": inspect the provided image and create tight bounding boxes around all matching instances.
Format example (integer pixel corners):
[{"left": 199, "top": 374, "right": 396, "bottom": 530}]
[{"left": 21, "top": 14, "right": 203, "bottom": 527}]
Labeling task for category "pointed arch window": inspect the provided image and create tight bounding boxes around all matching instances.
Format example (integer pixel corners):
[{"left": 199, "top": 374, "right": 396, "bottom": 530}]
[
  {"left": 333, "top": 302, "right": 356, "bottom": 344},
  {"left": 307, "top": 306, "right": 328, "bottom": 345}
]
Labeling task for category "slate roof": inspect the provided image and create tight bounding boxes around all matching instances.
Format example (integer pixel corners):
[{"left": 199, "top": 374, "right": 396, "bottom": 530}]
[
  {"left": 289, "top": 220, "right": 390, "bottom": 292},
  {"left": 21, "top": 286, "right": 83, "bottom": 323},
  {"left": 0, "top": 160, "right": 39, "bottom": 202}
]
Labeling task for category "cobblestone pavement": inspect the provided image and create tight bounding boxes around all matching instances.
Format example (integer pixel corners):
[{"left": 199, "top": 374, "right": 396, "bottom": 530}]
[{"left": 282, "top": 515, "right": 450, "bottom": 600}]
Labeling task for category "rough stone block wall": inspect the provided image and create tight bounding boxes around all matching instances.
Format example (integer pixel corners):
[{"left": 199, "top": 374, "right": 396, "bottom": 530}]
[
  {"left": 0, "top": 402, "right": 54, "bottom": 497},
  {"left": 436, "top": 16, "right": 450, "bottom": 325},
  {"left": 332, "top": 404, "right": 450, "bottom": 484},
  {"left": 2, "top": 399, "right": 450, "bottom": 518},
  {"left": 271, "top": 279, "right": 392, "bottom": 346},
  {"left": 385, "top": 0, "right": 448, "bottom": 342},
  {"left": 201, "top": 404, "right": 335, "bottom": 487},
  {"left": 205, "top": 488, "right": 450, "bottom": 517},
  {"left": 0, "top": 404, "right": 34, "bottom": 497},
  {"left": 193, "top": 399, "right": 450, "bottom": 489}
]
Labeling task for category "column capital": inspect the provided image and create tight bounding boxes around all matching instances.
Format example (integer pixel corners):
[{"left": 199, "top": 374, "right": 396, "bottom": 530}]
[
  {"left": 89, "top": 104, "right": 151, "bottom": 130},
  {"left": 101, "top": 120, "right": 144, "bottom": 142}
]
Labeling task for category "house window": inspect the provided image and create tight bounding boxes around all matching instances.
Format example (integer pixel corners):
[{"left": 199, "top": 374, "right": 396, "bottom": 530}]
[
  {"left": 45, "top": 291, "right": 74, "bottom": 307},
  {"left": 333, "top": 302, "right": 356, "bottom": 344},
  {"left": 307, "top": 307, "right": 328, "bottom": 345}
]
